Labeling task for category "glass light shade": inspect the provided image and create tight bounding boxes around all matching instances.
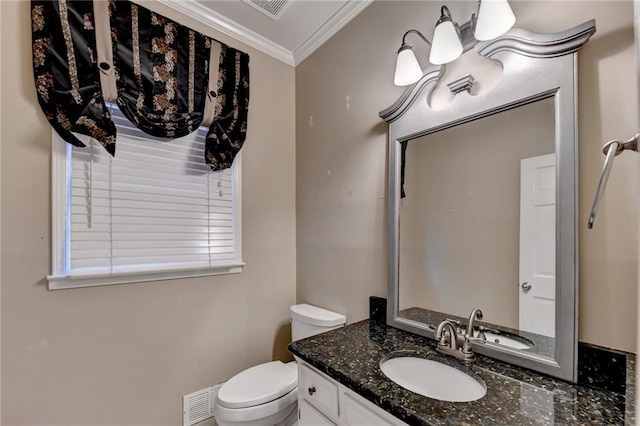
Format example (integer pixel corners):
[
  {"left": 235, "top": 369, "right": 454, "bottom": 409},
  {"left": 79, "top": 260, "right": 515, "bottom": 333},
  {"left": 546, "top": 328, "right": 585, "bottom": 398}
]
[
  {"left": 474, "top": 0, "right": 516, "bottom": 41},
  {"left": 429, "top": 20, "right": 463, "bottom": 65},
  {"left": 394, "top": 46, "right": 423, "bottom": 86}
]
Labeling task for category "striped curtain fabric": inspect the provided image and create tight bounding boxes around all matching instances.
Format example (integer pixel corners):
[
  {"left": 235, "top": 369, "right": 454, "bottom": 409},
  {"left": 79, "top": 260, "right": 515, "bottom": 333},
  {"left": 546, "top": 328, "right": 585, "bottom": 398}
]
[{"left": 31, "top": 0, "right": 250, "bottom": 171}]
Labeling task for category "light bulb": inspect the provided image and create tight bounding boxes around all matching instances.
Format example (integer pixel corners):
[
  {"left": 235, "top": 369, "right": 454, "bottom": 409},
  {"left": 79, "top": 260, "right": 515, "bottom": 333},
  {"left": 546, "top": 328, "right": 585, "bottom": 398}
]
[
  {"left": 429, "top": 19, "right": 463, "bottom": 65},
  {"left": 475, "top": 0, "right": 516, "bottom": 41},
  {"left": 394, "top": 45, "right": 423, "bottom": 86}
]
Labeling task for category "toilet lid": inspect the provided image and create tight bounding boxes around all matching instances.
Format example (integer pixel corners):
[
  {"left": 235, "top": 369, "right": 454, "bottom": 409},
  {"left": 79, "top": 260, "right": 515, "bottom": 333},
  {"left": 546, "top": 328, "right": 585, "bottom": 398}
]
[{"left": 217, "top": 361, "right": 298, "bottom": 409}]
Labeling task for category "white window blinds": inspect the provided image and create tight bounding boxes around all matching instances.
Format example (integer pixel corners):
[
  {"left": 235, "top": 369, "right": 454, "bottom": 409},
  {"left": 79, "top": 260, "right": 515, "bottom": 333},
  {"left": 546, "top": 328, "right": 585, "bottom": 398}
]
[{"left": 50, "top": 106, "right": 242, "bottom": 289}]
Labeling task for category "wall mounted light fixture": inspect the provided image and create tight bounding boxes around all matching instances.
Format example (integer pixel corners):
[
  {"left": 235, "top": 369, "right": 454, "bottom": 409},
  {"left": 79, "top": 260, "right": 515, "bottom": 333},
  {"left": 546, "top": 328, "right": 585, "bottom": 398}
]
[{"left": 393, "top": 0, "right": 516, "bottom": 86}]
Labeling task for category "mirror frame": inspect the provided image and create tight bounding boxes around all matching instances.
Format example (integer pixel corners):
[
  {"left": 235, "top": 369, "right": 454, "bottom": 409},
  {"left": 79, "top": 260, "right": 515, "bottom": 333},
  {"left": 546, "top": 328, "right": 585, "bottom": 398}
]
[{"left": 379, "top": 21, "right": 596, "bottom": 382}]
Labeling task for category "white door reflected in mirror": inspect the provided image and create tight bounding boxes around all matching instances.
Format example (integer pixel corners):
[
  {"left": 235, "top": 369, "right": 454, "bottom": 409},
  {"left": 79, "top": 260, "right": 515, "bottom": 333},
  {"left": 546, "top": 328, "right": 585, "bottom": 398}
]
[{"left": 519, "top": 154, "right": 556, "bottom": 337}]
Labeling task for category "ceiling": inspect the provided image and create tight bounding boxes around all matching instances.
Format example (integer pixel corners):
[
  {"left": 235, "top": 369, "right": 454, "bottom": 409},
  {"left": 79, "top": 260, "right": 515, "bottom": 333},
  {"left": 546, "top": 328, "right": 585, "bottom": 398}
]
[{"left": 158, "top": 0, "right": 374, "bottom": 66}]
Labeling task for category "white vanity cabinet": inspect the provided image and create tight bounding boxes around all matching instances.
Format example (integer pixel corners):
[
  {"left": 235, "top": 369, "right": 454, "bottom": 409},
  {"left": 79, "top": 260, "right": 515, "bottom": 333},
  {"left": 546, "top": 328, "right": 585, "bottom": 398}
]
[{"left": 297, "top": 362, "right": 408, "bottom": 426}]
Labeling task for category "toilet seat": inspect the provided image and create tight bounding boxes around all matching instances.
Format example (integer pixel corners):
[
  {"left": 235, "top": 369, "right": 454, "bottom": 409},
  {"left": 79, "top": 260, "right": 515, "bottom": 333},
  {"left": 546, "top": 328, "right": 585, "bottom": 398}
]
[
  {"left": 214, "top": 386, "right": 298, "bottom": 425},
  {"left": 217, "top": 361, "right": 298, "bottom": 409},
  {"left": 215, "top": 361, "right": 298, "bottom": 425}
]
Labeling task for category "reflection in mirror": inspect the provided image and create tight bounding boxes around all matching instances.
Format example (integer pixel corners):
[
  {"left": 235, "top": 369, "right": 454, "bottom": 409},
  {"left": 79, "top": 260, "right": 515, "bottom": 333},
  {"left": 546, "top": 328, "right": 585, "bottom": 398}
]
[{"left": 398, "top": 98, "right": 556, "bottom": 357}]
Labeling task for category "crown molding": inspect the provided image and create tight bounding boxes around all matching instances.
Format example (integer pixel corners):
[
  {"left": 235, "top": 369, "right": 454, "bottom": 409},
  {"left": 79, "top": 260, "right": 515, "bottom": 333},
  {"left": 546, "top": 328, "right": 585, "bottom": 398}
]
[
  {"left": 156, "top": 0, "right": 372, "bottom": 67},
  {"left": 292, "top": 0, "right": 374, "bottom": 66},
  {"left": 157, "top": 0, "right": 295, "bottom": 66}
]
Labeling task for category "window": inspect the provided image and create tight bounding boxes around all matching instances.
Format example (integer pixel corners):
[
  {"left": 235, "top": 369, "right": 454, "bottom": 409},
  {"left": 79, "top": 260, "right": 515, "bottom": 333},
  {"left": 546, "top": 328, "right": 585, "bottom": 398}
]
[{"left": 49, "top": 106, "right": 243, "bottom": 290}]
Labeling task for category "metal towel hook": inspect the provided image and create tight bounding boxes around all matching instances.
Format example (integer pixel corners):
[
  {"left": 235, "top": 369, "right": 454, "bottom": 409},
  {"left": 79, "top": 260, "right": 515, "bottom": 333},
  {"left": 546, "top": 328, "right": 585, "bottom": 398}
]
[{"left": 587, "top": 133, "right": 639, "bottom": 229}]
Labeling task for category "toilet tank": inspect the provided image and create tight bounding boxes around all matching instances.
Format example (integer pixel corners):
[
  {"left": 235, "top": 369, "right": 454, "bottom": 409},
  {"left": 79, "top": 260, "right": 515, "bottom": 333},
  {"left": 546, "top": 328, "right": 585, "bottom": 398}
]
[{"left": 290, "top": 304, "right": 346, "bottom": 341}]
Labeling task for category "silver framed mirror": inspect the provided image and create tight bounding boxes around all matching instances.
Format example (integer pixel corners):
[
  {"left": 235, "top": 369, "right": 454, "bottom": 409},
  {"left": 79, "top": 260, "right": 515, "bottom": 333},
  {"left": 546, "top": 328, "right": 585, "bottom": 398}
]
[{"left": 380, "top": 21, "right": 595, "bottom": 382}]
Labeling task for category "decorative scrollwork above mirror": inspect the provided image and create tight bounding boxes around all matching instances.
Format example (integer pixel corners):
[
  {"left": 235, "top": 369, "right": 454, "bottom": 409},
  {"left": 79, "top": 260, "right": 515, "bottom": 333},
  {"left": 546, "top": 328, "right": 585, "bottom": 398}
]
[{"left": 379, "top": 20, "right": 596, "bottom": 382}]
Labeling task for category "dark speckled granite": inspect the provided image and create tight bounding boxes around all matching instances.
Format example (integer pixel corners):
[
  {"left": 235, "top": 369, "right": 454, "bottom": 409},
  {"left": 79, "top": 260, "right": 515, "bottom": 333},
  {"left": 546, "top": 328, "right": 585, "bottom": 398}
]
[
  {"left": 289, "top": 320, "right": 635, "bottom": 426},
  {"left": 370, "top": 296, "right": 387, "bottom": 324},
  {"left": 578, "top": 342, "right": 628, "bottom": 394}
]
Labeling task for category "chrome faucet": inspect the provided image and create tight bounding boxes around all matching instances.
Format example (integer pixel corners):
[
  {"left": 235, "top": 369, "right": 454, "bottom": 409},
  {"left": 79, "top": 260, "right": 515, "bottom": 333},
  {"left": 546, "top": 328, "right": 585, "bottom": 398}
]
[
  {"left": 435, "top": 320, "right": 474, "bottom": 365},
  {"left": 434, "top": 308, "right": 485, "bottom": 366}
]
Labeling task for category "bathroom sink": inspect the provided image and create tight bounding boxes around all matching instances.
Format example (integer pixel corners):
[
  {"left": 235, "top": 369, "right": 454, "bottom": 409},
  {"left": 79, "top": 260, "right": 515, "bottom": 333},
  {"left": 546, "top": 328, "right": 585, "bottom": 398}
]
[{"left": 379, "top": 356, "right": 486, "bottom": 402}]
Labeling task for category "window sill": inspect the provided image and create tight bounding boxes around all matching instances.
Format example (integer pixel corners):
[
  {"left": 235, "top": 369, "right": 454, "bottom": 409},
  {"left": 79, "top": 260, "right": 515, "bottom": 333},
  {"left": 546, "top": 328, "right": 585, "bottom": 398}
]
[{"left": 47, "top": 263, "right": 245, "bottom": 290}]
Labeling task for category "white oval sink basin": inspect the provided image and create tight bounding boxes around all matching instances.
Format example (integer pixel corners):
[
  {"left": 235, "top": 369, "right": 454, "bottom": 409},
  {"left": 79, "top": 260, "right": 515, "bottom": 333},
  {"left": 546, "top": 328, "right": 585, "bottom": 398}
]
[{"left": 380, "top": 357, "right": 486, "bottom": 402}]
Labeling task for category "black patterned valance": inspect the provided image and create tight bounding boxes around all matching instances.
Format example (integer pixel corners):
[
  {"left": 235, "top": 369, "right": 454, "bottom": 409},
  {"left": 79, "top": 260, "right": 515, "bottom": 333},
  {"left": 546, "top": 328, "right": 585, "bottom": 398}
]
[{"left": 31, "top": 0, "right": 250, "bottom": 170}]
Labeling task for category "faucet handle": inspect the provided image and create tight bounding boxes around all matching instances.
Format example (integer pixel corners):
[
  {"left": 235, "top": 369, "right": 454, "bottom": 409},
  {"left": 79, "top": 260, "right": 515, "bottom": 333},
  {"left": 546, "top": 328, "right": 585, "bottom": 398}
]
[
  {"left": 439, "top": 332, "right": 450, "bottom": 346},
  {"left": 445, "top": 318, "right": 463, "bottom": 333},
  {"left": 462, "top": 335, "right": 474, "bottom": 354},
  {"left": 461, "top": 336, "right": 479, "bottom": 365}
]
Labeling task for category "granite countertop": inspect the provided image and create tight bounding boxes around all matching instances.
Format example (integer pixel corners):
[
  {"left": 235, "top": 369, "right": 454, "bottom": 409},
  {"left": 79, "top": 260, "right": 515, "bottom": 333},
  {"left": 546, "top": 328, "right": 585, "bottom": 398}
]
[{"left": 288, "top": 319, "right": 635, "bottom": 426}]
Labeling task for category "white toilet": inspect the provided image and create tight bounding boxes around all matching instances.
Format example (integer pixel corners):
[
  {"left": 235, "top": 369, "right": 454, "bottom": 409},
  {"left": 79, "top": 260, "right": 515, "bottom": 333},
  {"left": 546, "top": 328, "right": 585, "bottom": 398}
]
[{"left": 214, "top": 304, "right": 346, "bottom": 426}]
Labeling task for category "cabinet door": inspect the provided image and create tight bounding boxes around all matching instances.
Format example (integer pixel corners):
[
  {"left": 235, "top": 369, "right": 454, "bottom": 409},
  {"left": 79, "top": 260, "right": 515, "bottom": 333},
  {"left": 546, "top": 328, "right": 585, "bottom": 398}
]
[
  {"left": 340, "top": 387, "right": 408, "bottom": 426},
  {"left": 299, "top": 399, "right": 337, "bottom": 426}
]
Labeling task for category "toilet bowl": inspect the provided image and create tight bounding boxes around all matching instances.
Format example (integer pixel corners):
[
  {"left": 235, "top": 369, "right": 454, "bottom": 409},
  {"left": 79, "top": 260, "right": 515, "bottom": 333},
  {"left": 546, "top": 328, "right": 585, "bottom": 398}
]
[{"left": 214, "top": 304, "right": 346, "bottom": 426}]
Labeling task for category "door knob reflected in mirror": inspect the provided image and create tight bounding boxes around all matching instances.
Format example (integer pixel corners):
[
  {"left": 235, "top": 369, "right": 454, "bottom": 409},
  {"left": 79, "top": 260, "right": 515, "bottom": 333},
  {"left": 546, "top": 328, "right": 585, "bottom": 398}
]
[{"left": 521, "top": 282, "right": 531, "bottom": 292}]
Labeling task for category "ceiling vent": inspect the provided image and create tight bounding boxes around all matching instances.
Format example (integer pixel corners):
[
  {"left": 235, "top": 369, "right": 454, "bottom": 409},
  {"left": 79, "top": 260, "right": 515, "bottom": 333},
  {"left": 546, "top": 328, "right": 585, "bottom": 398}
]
[{"left": 241, "top": 0, "right": 292, "bottom": 21}]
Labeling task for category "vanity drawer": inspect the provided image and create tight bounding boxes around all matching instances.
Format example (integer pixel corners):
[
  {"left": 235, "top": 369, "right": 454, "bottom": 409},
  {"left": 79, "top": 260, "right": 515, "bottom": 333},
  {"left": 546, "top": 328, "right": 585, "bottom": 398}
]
[{"left": 299, "top": 364, "right": 339, "bottom": 420}]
